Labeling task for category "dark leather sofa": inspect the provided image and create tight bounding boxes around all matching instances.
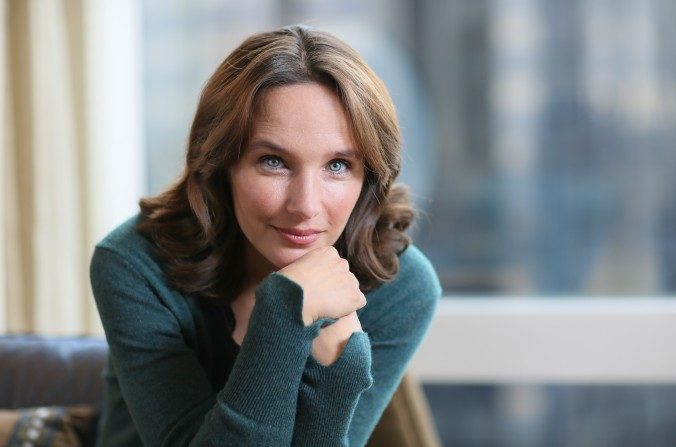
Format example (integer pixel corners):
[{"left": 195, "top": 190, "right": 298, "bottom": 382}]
[{"left": 0, "top": 334, "right": 440, "bottom": 447}]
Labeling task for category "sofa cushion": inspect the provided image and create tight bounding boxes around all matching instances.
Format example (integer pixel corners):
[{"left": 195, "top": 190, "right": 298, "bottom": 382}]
[{"left": 0, "top": 405, "right": 97, "bottom": 447}]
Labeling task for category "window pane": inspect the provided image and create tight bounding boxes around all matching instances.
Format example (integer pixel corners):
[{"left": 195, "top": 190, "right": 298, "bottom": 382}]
[
  {"left": 412, "top": 0, "right": 676, "bottom": 296},
  {"left": 424, "top": 384, "right": 676, "bottom": 447}
]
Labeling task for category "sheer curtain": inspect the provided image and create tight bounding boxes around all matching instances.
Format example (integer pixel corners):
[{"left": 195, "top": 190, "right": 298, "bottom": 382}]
[{"left": 1, "top": 0, "right": 144, "bottom": 334}]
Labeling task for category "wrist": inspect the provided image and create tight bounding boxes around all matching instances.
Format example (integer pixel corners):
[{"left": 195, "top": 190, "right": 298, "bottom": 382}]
[
  {"left": 311, "top": 313, "right": 361, "bottom": 365},
  {"left": 302, "top": 303, "right": 315, "bottom": 326}
]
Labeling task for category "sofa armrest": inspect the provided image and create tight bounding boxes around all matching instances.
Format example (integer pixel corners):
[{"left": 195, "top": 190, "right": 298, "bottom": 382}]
[{"left": 0, "top": 334, "right": 108, "bottom": 409}]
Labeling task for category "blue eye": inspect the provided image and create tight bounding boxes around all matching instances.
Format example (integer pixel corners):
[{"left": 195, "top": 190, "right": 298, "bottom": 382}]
[
  {"left": 261, "top": 156, "right": 283, "bottom": 169},
  {"left": 328, "top": 160, "right": 349, "bottom": 173}
]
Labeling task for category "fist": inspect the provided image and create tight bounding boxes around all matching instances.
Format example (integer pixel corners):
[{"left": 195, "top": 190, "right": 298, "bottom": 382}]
[{"left": 278, "top": 246, "right": 366, "bottom": 325}]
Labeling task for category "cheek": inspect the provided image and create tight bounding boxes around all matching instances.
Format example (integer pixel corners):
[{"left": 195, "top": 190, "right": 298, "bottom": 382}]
[
  {"left": 232, "top": 175, "right": 283, "bottom": 223},
  {"left": 327, "top": 181, "right": 364, "bottom": 223}
]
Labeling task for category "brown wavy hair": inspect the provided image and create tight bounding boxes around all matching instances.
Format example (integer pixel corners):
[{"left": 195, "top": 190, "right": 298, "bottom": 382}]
[{"left": 138, "top": 25, "right": 415, "bottom": 303}]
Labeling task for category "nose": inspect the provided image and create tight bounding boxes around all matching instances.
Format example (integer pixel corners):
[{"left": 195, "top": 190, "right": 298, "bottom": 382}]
[{"left": 285, "top": 172, "right": 321, "bottom": 220}]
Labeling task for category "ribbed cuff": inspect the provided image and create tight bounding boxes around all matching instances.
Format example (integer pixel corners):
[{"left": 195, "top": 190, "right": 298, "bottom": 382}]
[{"left": 303, "top": 331, "right": 374, "bottom": 393}]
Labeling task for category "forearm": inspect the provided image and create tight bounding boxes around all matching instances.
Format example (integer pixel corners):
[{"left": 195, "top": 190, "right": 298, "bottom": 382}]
[
  {"left": 203, "top": 273, "right": 331, "bottom": 443},
  {"left": 292, "top": 330, "right": 373, "bottom": 446}
]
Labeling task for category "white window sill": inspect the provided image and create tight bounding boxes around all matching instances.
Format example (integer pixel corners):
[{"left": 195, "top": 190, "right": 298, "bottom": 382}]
[{"left": 410, "top": 297, "right": 676, "bottom": 384}]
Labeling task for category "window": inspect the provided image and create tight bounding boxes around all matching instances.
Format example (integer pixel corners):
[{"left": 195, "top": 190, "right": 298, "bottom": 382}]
[{"left": 140, "top": 1, "right": 676, "bottom": 445}]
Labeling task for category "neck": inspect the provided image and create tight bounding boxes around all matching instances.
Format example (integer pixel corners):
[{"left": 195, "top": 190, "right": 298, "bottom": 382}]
[{"left": 242, "top": 241, "right": 276, "bottom": 288}]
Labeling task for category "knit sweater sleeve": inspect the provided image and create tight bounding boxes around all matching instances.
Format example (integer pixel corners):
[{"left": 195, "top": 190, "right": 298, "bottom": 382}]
[
  {"left": 291, "top": 331, "right": 374, "bottom": 446},
  {"left": 291, "top": 245, "right": 441, "bottom": 446},
  {"left": 91, "top": 246, "right": 328, "bottom": 446}
]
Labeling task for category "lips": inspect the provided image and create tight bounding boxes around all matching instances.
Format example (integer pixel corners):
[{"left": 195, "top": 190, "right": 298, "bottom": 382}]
[
  {"left": 273, "top": 226, "right": 323, "bottom": 245},
  {"left": 275, "top": 227, "right": 322, "bottom": 236}
]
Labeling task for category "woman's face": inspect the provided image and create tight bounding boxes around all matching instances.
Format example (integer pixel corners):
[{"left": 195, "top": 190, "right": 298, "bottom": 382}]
[{"left": 229, "top": 82, "right": 365, "bottom": 278}]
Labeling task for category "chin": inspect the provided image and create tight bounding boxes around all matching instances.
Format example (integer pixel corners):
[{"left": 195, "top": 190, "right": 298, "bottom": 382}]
[{"left": 265, "top": 247, "right": 312, "bottom": 269}]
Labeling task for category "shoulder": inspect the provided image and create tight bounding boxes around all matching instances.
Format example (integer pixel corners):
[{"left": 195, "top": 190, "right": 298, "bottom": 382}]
[
  {"left": 360, "top": 244, "right": 442, "bottom": 333},
  {"left": 93, "top": 213, "right": 159, "bottom": 267},
  {"left": 96, "top": 213, "right": 150, "bottom": 255},
  {"left": 395, "top": 244, "right": 443, "bottom": 299},
  {"left": 90, "top": 214, "right": 195, "bottom": 326},
  {"left": 90, "top": 213, "right": 165, "bottom": 291},
  {"left": 369, "top": 244, "right": 442, "bottom": 305}
]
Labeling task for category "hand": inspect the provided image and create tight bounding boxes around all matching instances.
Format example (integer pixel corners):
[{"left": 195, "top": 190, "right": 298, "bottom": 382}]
[
  {"left": 278, "top": 246, "right": 366, "bottom": 325},
  {"left": 312, "top": 311, "right": 363, "bottom": 366}
]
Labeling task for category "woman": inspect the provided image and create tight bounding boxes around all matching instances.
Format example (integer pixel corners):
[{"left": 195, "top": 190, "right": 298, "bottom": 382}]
[{"left": 90, "top": 25, "right": 441, "bottom": 446}]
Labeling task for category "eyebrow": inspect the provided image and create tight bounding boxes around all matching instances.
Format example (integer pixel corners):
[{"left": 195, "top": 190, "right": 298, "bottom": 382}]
[{"left": 248, "top": 139, "right": 360, "bottom": 160}]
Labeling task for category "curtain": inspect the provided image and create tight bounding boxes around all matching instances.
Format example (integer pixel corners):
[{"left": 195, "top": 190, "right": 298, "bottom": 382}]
[{"left": 1, "top": 0, "right": 98, "bottom": 334}]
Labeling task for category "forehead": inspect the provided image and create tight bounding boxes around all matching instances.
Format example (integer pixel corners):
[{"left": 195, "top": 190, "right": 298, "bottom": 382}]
[{"left": 250, "top": 83, "right": 358, "bottom": 155}]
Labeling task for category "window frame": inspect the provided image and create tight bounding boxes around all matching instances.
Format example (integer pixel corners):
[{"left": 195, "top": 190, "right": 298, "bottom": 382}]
[{"left": 411, "top": 297, "right": 676, "bottom": 383}]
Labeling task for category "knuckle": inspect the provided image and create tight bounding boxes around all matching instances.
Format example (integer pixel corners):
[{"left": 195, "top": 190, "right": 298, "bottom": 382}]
[{"left": 358, "top": 293, "right": 367, "bottom": 307}]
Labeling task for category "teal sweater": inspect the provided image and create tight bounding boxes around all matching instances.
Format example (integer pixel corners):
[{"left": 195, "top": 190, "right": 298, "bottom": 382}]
[{"left": 90, "top": 215, "right": 441, "bottom": 446}]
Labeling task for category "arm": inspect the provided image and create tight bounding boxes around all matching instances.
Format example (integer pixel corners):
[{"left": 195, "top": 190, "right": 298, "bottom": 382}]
[
  {"left": 91, "top": 247, "right": 326, "bottom": 446},
  {"left": 291, "top": 328, "right": 373, "bottom": 446},
  {"left": 291, "top": 245, "right": 441, "bottom": 446}
]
